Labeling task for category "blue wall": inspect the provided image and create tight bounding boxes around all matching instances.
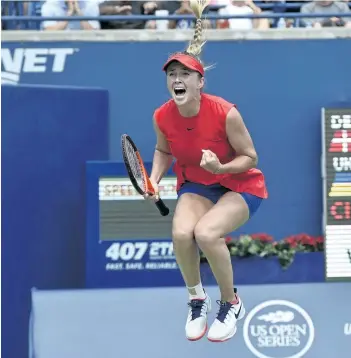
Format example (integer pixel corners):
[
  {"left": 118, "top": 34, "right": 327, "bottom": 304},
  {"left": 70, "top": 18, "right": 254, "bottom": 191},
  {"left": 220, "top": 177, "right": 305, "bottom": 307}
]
[
  {"left": 3, "top": 39, "right": 351, "bottom": 239},
  {"left": 1, "top": 84, "right": 109, "bottom": 358}
]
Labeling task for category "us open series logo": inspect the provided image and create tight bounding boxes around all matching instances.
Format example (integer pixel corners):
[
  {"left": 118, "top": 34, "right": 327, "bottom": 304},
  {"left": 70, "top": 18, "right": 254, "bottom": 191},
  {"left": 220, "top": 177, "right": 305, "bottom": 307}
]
[{"left": 243, "top": 300, "right": 315, "bottom": 358}]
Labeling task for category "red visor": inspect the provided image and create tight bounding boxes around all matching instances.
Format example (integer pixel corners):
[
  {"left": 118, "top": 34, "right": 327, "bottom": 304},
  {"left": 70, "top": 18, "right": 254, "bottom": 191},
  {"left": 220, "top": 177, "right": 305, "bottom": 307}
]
[{"left": 162, "top": 53, "right": 204, "bottom": 77}]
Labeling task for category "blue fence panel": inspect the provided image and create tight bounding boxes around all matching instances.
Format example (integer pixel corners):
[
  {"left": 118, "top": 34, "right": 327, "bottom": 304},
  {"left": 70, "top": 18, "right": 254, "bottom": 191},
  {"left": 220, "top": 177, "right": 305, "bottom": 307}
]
[{"left": 1, "top": 84, "right": 109, "bottom": 358}]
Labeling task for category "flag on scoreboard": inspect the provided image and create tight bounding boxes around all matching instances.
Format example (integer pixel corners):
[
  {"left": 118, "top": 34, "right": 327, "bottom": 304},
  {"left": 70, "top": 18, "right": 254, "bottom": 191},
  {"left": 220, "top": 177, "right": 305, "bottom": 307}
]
[{"left": 328, "top": 130, "right": 351, "bottom": 153}]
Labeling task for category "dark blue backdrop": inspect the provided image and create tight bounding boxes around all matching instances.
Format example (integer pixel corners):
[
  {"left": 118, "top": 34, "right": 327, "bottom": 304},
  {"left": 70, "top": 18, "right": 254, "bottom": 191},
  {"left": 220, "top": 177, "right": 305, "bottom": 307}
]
[{"left": 1, "top": 84, "right": 109, "bottom": 358}]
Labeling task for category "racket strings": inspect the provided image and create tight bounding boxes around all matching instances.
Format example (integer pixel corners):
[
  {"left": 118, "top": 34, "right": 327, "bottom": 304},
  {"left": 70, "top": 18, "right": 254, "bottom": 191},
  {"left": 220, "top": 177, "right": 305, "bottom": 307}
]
[{"left": 124, "top": 140, "right": 145, "bottom": 190}]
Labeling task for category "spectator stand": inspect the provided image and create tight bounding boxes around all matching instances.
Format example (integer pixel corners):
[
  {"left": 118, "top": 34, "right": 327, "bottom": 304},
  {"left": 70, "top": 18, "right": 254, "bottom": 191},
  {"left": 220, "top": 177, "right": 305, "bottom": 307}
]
[{"left": 2, "top": 1, "right": 351, "bottom": 30}]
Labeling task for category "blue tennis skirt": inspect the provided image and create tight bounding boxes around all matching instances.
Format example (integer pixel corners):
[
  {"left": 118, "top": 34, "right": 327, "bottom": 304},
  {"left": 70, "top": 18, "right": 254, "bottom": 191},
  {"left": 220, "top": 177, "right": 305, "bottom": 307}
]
[{"left": 177, "top": 181, "right": 263, "bottom": 218}]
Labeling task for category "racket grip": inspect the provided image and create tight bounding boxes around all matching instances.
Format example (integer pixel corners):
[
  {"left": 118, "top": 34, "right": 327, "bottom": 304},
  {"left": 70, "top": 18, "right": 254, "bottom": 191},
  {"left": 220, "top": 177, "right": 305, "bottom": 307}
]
[{"left": 155, "top": 199, "right": 170, "bottom": 216}]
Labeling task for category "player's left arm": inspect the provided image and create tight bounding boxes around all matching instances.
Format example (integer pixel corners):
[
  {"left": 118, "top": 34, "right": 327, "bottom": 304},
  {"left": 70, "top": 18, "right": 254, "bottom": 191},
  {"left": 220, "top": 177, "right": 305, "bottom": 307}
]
[{"left": 218, "top": 106, "right": 258, "bottom": 174}]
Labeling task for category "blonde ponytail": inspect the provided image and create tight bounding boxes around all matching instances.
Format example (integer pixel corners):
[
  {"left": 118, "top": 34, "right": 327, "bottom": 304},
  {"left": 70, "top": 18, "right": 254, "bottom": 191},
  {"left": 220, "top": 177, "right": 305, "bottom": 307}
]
[{"left": 186, "top": 0, "right": 210, "bottom": 57}]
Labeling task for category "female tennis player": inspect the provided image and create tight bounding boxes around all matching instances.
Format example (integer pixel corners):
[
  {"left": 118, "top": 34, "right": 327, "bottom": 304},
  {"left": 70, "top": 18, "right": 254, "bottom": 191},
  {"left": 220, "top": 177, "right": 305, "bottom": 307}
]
[{"left": 147, "top": 0, "right": 268, "bottom": 343}]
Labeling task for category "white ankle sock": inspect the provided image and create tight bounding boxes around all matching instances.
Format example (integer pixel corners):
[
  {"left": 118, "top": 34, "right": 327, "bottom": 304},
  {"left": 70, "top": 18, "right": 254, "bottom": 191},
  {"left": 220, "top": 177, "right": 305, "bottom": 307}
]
[{"left": 187, "top": 283, "right": 206, "bottom": 300}]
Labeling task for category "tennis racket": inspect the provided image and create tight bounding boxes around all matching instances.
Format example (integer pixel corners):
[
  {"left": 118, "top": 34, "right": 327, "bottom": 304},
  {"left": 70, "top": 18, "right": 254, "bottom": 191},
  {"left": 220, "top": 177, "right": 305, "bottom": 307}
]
[{"left": 121, "top": 134, "right": 170, "bottom": 216}]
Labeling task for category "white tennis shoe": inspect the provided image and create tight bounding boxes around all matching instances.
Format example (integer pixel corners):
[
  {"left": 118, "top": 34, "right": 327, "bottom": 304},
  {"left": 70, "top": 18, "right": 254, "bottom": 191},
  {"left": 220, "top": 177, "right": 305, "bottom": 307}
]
[
  {"left": 185, "top": 293, "right": 211, "bottom": 341},
  {"left": 207, "top": 291, "right": 245, "bottom": 342}
]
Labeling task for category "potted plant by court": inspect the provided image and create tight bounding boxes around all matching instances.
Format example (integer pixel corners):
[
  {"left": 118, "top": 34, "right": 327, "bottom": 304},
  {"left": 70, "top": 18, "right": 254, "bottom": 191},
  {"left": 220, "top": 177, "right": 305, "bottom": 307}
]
[{"left": 200, "top": 233, "right": 325, "bottom": 285}]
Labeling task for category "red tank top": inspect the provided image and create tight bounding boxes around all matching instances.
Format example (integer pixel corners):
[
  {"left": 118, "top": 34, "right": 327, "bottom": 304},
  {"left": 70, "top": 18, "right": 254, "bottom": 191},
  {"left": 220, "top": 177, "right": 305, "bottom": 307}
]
[{"left": 154, "top": 93, "right": 268, "bottom": 199}]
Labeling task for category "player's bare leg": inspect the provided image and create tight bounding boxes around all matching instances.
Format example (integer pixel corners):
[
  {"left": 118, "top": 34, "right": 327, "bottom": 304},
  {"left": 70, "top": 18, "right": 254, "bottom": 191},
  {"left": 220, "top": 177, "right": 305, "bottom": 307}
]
[
  {"left": 172, "top": 193, "right": 213, "bottom": 341},
  {"left": 194, "top": 192, "right": 249, "bottom": 342}
]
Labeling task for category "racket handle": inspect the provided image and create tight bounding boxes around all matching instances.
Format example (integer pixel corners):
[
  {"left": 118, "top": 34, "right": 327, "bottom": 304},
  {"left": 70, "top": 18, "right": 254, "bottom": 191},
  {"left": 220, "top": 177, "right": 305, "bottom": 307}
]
[{"left": 155, "top": 199, "right": 170, "bottom": 216}]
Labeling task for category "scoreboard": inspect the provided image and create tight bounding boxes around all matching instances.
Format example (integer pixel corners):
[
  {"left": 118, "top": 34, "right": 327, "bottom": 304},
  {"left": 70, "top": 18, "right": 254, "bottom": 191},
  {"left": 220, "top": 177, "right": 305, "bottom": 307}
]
[
  {"left": 322, "top": 108, "right": 351, "bottom": 281},
  {"left": 85, "top": 161, "right": 183, "bottom": 289},
  {"left": 98, "top": 177, "right": 177, "bottom": 240}
]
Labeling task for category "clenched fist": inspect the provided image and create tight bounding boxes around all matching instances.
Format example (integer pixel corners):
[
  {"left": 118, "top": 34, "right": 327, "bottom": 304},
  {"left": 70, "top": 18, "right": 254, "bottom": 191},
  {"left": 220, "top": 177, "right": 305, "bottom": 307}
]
[{"left": 200, "top": 149, "right": 222, "bottom": 174}]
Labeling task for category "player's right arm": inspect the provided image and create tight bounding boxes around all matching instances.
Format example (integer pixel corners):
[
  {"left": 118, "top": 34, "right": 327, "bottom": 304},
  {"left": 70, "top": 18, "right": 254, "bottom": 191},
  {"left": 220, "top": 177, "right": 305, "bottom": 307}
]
[{"left": 149, "top": 115, "right": 173, "bottom": 185}]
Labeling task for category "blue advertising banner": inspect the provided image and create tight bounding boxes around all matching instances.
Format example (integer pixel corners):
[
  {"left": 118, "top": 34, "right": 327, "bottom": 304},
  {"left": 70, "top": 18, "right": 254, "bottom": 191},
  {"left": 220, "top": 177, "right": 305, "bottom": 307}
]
[
  {"left": 30, "top": 282, "right": 351, "bottom": 358},
  {"left": 101, "top": 239, "right": 182, "bottom": 286}
]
